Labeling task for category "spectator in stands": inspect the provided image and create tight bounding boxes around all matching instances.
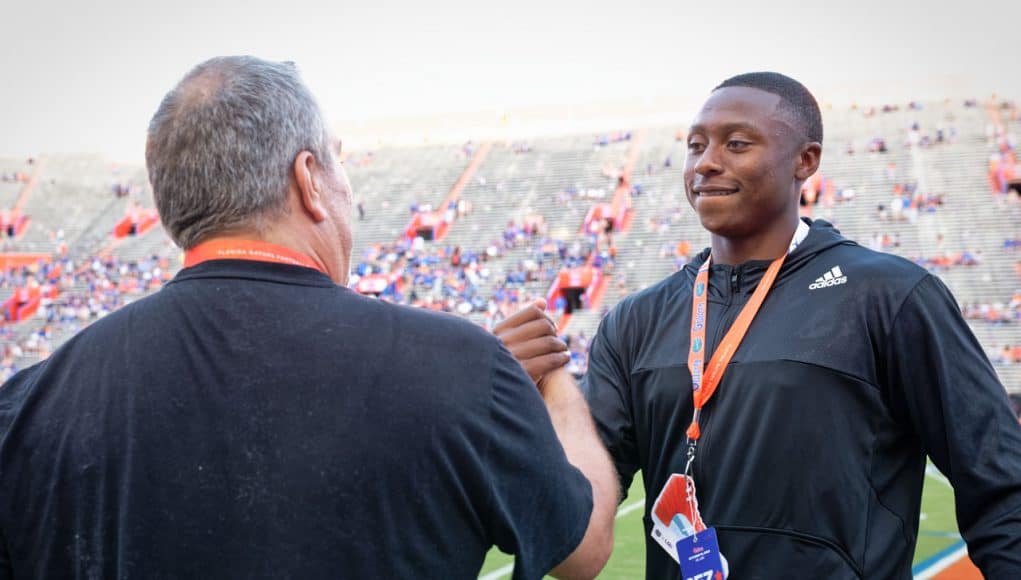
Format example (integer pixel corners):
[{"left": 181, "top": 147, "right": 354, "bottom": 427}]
[
  {"left": 912, "top": 249, "right": 983, "bottom": 271},
  {"left": 998, "top": 345, "right": 1021, "bottom": 364},
  {"left": 963, "top": 295, "right": 1021, "bottom": 324},
  {"left": 583, "top": 72, "right": 1021, "bottom": 578},
  {"left": 868, "top": 137, "right": 888, "bottom": 153},
  {"left": 671, "top": 239, "right": 692, "bottom": 270},
  {"left": 511, "top": 141, "right": 532, "bottom": 154},
  {"left": 0, "top": 56, "right": 616, "bottom": 579},
  {"left": 563, "top": 332, "right": 591, "bottom": 378}
]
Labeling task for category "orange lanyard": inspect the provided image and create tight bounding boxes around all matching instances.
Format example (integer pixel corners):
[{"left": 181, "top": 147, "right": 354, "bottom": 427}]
[
  {"left": 686, "top": 254, "right": 786, "bottom": 440},
  {"left": 184, "top": 239, "right": 326, "bottom": 274}
]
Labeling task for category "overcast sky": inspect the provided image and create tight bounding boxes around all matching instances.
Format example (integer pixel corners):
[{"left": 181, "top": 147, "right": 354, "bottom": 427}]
[{"left": 2, "top": 0, "right": 1017, "bottom": 161}]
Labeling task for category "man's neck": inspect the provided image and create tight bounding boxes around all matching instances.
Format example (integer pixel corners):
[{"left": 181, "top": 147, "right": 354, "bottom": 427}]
[
  {"left": 197, "top": 226, "right": 337, "bottom": 282},
  {"left": 709, "top": 215, "right": 801, "bottom": 266}
]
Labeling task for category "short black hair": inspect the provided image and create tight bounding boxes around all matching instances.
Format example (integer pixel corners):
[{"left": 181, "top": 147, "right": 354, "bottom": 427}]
[{"left": 714, "top": 72, "right": 823, "bottom": 144}]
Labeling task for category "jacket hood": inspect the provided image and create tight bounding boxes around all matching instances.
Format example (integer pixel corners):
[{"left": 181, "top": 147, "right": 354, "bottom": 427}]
[{"left": 686, "top": 218, "right": 857, "bottom": 282}]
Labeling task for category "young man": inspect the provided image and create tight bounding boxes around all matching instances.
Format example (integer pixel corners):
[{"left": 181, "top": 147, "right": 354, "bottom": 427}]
[
  {"left": 0, "top": 56, "right": 616, "bottom": 579},
  {"left": 584, "top": 72, "right": 1021, "bottom": 578}
]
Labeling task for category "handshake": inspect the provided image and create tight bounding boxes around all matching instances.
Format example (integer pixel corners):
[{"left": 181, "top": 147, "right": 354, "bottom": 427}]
[
  {"left": 492, "top": 298, "right": 618, "bottom": 578},
  {"left": 492, "top": 298, "right": 572, "bottom": 390}
]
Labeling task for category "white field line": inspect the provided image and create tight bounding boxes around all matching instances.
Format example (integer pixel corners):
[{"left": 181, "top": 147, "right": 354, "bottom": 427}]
[
  {"left": 615, "top": 499, "right": 645, "bottom": 518},
  {"left": 478, "top": 497, "right": 646, "bottom": 580},
  {"left": 924, "top": 464, "right": 953, "bottom": 488},
  {"left": 915, "top": 466, "right": 968, "bottom": 579},
  {"left": 913, "top": 544, "right": 969, "bottom": 580}
]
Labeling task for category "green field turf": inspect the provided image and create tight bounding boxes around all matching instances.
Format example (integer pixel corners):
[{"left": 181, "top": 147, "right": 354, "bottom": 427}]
[
  {"left": 478, "top": 475, "right": 647, "bottom": 579},
  {"left": 479, "top": 467, "right": 961, "bottom": 579},
  {"left": 913, "top": 467, "right": 962, "bottom": 571}
]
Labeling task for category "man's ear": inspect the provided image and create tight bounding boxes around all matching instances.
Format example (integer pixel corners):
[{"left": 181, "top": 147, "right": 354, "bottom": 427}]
[
  {"left": 292, "top": 151, "right": 327, "bottom": 223},
  {"left": 794, "top": 142, "right": 822, "bottom": 181}
]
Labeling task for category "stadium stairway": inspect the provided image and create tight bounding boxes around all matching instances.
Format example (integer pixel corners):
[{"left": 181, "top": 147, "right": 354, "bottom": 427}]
[
  {"left": 347, "top": 144, "right": 472, "bottom": 262},
  {"left": 1, "top": 100, "right": 1018, "bottom": 395}
]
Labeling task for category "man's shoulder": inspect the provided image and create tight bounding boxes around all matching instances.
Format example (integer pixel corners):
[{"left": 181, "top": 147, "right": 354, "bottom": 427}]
[
  {"left": 0, "top": 364, "right": 43, "bottom": 442},
  {"left": 63, "top": 288, "right": 173, "bottom": 345},
  {"left": 594, "top": 268, "right": 691, "bottom": 353},
  {"left": 610, "top": 269, "right": 690, "bottom": 324},
  {"left": 347, "top": 298, "right": 506, "bottom": 374},
  {"left": 380, "top": 299, "right": 498, "bottom": 344},
  {"left": 813, "top": 243, "right": 930, "bottom": 295}
]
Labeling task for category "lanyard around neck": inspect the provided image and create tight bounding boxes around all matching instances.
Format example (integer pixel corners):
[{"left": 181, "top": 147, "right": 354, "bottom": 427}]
[
  {"left": 685, "top": 221, "right": 808, "bottom": 440},
  {"left": 184, "top": 239, "right": 326, "bottom": 274}
]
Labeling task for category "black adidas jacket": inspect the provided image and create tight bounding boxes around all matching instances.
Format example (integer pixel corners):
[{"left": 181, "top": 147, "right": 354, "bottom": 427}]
[{"left": 584, "top": 219, "right": 1021, "bottom": 579}]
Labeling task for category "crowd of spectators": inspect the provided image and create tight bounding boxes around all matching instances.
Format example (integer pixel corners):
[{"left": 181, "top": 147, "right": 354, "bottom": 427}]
[
  {"left": 962, "top": 290, "right": 1021, "bottom": 324},
  {"left": 646, "top": 205, "right": 687, "bottom": 235},
  {"left": 348, "top": 205, "right": 618, "bottom": 335},
  {"left": 876, "top": 182, "right": 945, "bottom": 222},
  {"left": 845, "top": 99, "right": 966, "bottom": 154},
  {"left": 0, "top": 325, "right": 53, "bottom": 380},
  {"left": 352, "top": 215, "right": 542, "bottom": 317},
  {"left": 799, "top": 173, "right": 857, "bottom": 212},
  {"left": 555, "top": 185, "right": 610, "bottom": 205},
  {"left": 993, "top": 344, "right": 1021, "bottom": 365},
  {"left": 986, "top": 101, "right": 1021, "bottom": 198},
  {"left": 911, "top": 250, "right": 982, "bottom": 271},
  {"left": 866, "top": 232, "right": 901, "bottom": 251},
  {"left": 905, "top": 121, "right": 957, "bottom": 150},
  {"left": 0, "top": 253, "right": 174, "bottom": 380},
  {"left": 593, "top": 131, "right": 632, "bottom": 147},
  {"left": 563, "top": 332, "right": 590, "bottom": 377},
  {"left": 511, "top": 141, "right": 533, "bottom": 154},
  {"left": 4, "top": 102, "right": 1020, "bottom": 394},
  {"left": 660, "top": 239, "right": 692, "bottom": 270},
  {"left": 0, "top": 172, "right": 30, "bottom": 184},
  {"left": 845, "top": 137, "right": 890, "bottom": 155}
]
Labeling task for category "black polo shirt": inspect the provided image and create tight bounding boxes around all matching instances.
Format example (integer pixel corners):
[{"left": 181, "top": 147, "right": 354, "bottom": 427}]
[{"left": 0, "top": 260, "right": 591, "bottom": 579}]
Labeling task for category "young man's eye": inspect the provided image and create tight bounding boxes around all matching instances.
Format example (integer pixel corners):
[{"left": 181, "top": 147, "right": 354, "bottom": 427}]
[
  {"left": 727, "top": 140, "right": 750, "bottom": 149},
  {"left": 687, "top": 142, "right": 706, "bottom": 153}
]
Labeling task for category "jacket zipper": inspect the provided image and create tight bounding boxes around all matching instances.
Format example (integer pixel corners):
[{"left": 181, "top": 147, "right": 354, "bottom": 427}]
[
  {"left": 693, "top": 267, "right": 743, "bottom": 490},
  {"left": 694, "top": 268, "right": 863, "bottom": 576}
]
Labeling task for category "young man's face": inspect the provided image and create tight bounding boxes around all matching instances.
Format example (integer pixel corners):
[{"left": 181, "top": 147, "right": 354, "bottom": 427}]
[{"left": 683, "top": 86, "right": 807, "bottom": 240}]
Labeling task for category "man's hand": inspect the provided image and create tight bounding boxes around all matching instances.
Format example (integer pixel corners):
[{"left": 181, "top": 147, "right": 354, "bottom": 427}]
[{"left": 493, "top": 299, "right": 570, "bottom": 383}]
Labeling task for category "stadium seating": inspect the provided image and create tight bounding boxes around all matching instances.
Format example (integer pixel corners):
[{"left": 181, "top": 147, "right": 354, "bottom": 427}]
[{"left": 0, "top": 99, "right": 1018, "bottom": 400}]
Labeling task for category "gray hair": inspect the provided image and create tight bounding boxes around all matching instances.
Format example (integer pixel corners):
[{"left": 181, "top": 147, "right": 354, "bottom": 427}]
[{"left": 145, "top": 55, "right": 335, "bottom": 249}]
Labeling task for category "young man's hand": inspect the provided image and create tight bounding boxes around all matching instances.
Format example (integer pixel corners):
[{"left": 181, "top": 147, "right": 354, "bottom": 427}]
[{"left": 493, "top": 299, "right": 570, "bottom": 383}]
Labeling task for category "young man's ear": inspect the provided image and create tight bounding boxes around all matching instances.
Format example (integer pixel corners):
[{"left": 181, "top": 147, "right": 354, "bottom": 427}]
[
  {"left": 292, "top": 151, "right": 327, "bottom": 223},
  {"left": 795, "top": 142, "right": 822, "bottom": 181}
]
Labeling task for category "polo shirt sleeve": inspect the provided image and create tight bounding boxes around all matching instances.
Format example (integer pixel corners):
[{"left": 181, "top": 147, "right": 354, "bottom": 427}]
[
  {"left": 583, "top": 307, "right": 640, "bottom": 500},
  {"left": 0, "top": 368, "right": 32, "bottom": 580},
  {"left": 482, "top": 343, "right": 593, "bottom": 580},
  {"left": 885, "top": 274, "right": 1021, "bottom": 576},
  {"left": 0, "top": 378, "right": 18, "bottom": 580}
]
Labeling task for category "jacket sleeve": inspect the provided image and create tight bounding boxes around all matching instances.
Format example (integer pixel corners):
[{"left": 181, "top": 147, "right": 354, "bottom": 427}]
[
  {"left": 582, "top": 308, "right": 640, "bottom": 500},
  {"left": 885, "top": 274, "right": 1021, "bottom": 576},
  {"left": 0, "top": 527, "right": 9, "bottom": 580}
]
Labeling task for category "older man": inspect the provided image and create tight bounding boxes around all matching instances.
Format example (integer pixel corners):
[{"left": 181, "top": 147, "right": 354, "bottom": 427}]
[{"left": 0, "top": 56, "right": 615, "bottom": 579}]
